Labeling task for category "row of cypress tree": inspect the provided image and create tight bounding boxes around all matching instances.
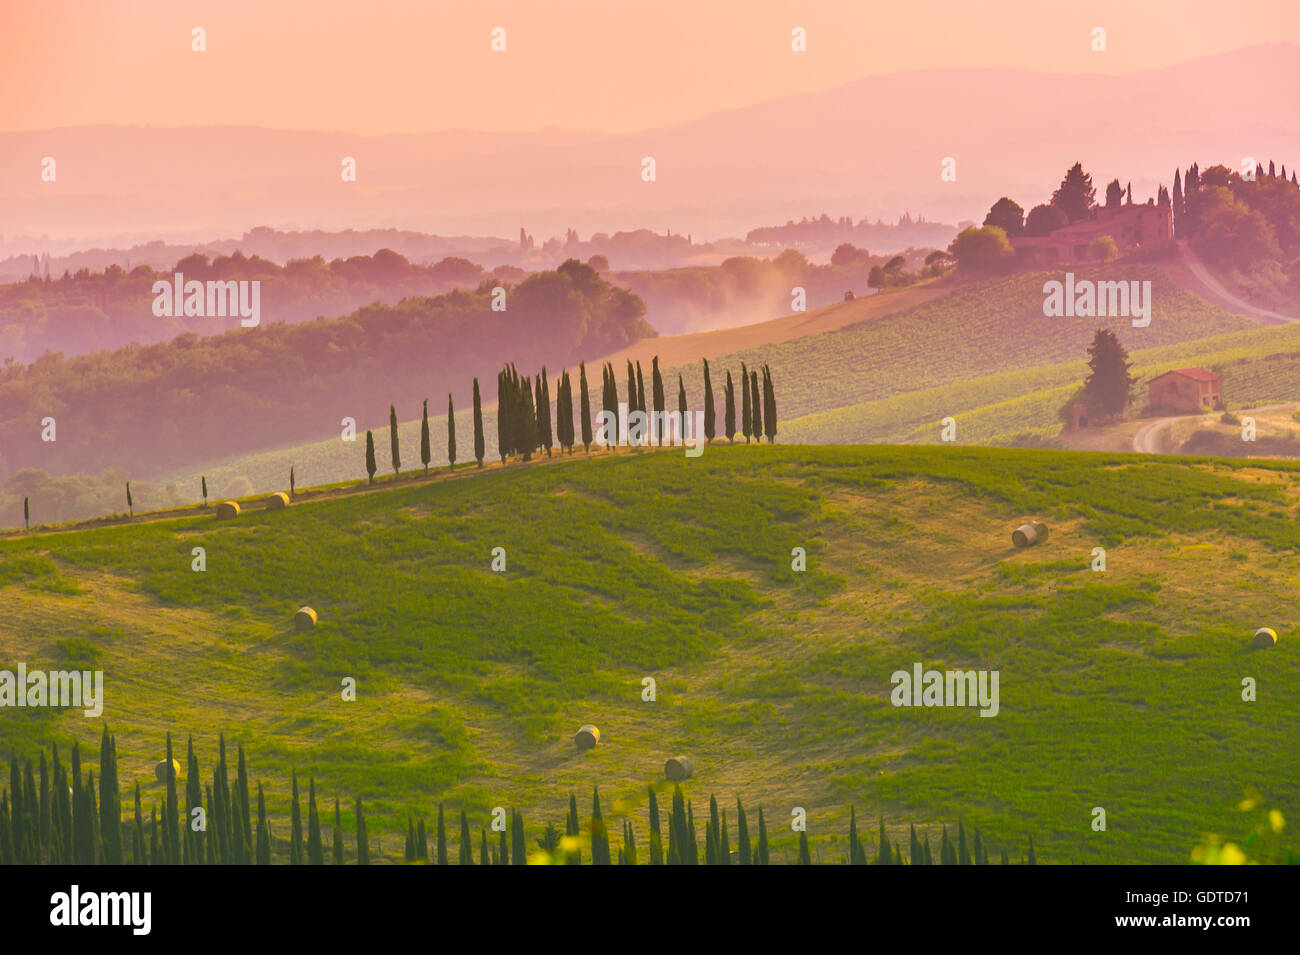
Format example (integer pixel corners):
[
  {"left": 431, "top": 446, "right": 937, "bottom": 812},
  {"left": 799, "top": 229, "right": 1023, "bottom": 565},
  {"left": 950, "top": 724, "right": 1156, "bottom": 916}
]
[{"left": 2, "top": 733, "right": 1037, "bottom": 865}]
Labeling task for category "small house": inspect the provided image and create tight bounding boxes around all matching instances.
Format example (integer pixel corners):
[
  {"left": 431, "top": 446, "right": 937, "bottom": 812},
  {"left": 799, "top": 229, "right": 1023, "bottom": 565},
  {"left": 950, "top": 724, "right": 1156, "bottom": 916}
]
[{"left": 1147, "top": 368, "right": 1221, "bottom": 412}]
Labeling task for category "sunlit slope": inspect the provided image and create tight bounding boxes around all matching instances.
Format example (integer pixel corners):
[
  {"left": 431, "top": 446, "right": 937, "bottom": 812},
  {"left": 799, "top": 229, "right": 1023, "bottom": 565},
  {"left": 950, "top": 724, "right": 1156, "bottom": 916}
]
[{"left": 4, "top": 445, "right": 1296, "bottom": 863}]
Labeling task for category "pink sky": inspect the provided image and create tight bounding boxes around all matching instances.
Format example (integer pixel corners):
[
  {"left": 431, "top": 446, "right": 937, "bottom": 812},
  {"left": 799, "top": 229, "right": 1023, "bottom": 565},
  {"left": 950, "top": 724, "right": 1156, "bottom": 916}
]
[{"left": 4, "top": 0, "right": 1299, "bottom": 135}]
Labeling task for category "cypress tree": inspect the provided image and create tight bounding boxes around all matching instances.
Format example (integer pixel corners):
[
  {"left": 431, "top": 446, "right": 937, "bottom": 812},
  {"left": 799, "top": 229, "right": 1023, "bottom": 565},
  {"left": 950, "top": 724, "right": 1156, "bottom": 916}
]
[
  {"left": 23, "top": 496, "right": 29, "bottom": 531},
  {"left": 511, "top": 809, "right": 526, "bottom": 865},
  {"left": 958, "top": 818, "right": 971, "bottom": 865},
  {"left": 126, "top": 481, "right": 133, "bottom": 517},
  {"left": 497, "top": 820, "right": 508, "bottom": 865},
  {"left": 579, "top": 362, "right": 593, "bottom": 452},
  {"left": 702, "top": 359, "right": 715, "bottom": 442},
  {"left": 149, "top": 806, "right": 160, "bottom": 864},
  {"left": 1001, "top": 849, "right": 1010, "bottom": 865},
  {"left": 459, "top": 811, "right": 473, "bottom": 865},
  {"left": 307, "top": 777, "right": 324, "bottom": 864},
  {"left": 647, "top": 787, "right": 663, "bottom": 865},
  {"left": 517, "top": 375, "right": 536, "bottom": 461},
  {"left": 707, "top": 795, "right": 721, "bottom": 865},
  {"left": 538, "top": 369, "right": 553, "bottom": 456},
  {"left": 201, "top": 476, "right": 207, "bottom": 507},
  {"left": 163, "top": 734, "right": 179, "bottom": 865},
  {"left": 480, "top": 828, "right": 489, "bottom": 866},
  {"left": 750, "top": 369, "right": 762, "bottom": 439},
  {"left": 740, "top": 362, "right": 751, "bottom": 442},
  {"left": 1027, "top": 834, "right": 1037, "bottom": 865},
  {"left": 705, "top": 818, "right": 717, "bottom": 865},
  {"left": 724, "top": 371, "right": 736, "bottom": 442},
  {"left": 100, "top": 727, "right": 122, "bottom": 865},
  {"left": 417, "top": 818, "right": 427, "bottom": 861},
  {"left": 651, "top": 357, "right": 665, "bottom": 445},
  {"left": 590, "top": 787, "right": 612, "bottom": 865},
  {"left": 389, "top": 404, "right": 401, "bottom": 476},
  {"left": 405, "top": 818, "right": 416, "bottom": 862},
  {"left": 756, "top": 806, "right": 769, "bottom": 865},
  {"left": 763, "top": 364, "right": 777, "bottom": 443},
  {"left": 924, "top": 833, "right": 934, "bottom": 865},
  {"left": 290, "top": 465, "right": 295, "bottom": 499},
  {"left": 496, "top": 371, "right": 510, "bottom": 463},
  {"left": 447, "top": 393, "right": 457, "bottom": 470},
  {"left": 719, "top": 810, "right": 731, "bottom": 865},
  {"left": 420, "top": 399, "right": 431, "bottom": 473},
  {"left": 636, "top": 360, "right": 648, "bottom": 416},
  {"left": 626, "top": 361, "right": 638, "bottom": 444},
  {"left": 677, "top": 374, "right": 687, "bottom": 442},
  {"left": 848, "top": 806, "right": 862, "bottom": 865},
  {"left": 289, "top": 772, "right": 303, "bottom": 864},
  {"left": 566, "top": 792, "right": 581, "bottom": 864},
  {"left": 622, "top": 820, "right": 638, "bottom": 865},
  {"left": 877, "top": 818, "right": 891, "bottom": 865},
  {"left": 895, "top": 845, "right": 903, "bottom": 865},
  {"left": 364, "top": 430, "right": 376, "bottom": 484},
  {"left": 974, "top": 828, "right": 986, "bottom": 865},
  {"left": 940, "top": 826, "right": 957, "bottom": 865},
  {"left": 798, "top": 827, "right": 811, "bottom": 864},
  {"left": 603, "top": 363, "right": 618, "bottom": 449},
  {"left": 686, "top": 801, "right": 699, "bottom": 865},
  {"left": 472, "top": 378, "right": 485, "bottom": 467},
  {"left": 235, "top": 744, "right": 251, "bottom": 862},
  {"left": 437, "top": 804, "right": 448, "bottom": 865},
  {"left": 355, "top": 798, "right": 369, "bottom": 865},
  {"left": 910, "top": 823, "right": 922, "bottom": 866},
  {"left": 332, "top": 798, "right": 343, "bottom": 864},
  {"left": 202, "top": 784, "right": 215, "bottom": 865},
  {"left": 132, "top": 784, "right": 144, "bottom": 864},
  {"left": 736, "top": 799, "right": 751, "bottom": 865},
  {"left": 38, "top": 751, "right": 50, "bottom": 862},
  {"left": 255, "top": 784, "right": 270, "bottom": 865},
  {"left": 558, "top": 370, "right": 574, "bottom": 452}
]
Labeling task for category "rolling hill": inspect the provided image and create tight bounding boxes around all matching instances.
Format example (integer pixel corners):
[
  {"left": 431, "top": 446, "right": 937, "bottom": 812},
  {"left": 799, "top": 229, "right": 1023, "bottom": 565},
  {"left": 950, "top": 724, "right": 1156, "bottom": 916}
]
[{"left": 2, "top": 445, "right": 1296, "bottom": 863}]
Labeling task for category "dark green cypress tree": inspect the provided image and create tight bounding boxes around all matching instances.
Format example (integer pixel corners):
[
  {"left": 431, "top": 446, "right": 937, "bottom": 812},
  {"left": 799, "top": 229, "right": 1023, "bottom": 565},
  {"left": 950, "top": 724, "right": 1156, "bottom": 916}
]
[
  {"left": 100, "top": 727, "right": 122, "bottom": 865},
  {"left": 1027, "top": 834, "right": 1037, "bottom": 865},
  {"left": 848, "top": 806, "right": 862, "bottom": 865},
  {"left": 405, "top": 817, "right": 416, "bottom": 862},
  {"left": 38, "top": 751, "right": 50, "bottom": 862},
  {"left": 149, "top": 806, "right": 160, "bottom": 865},
  {"left": 1000, "top": 849, "right": 1010, "bottom": 865},
  {"left": 497, "top": 819, "right": 508, "bottom": 865},
  {"left": 496, "top": 371, "right": 510, "bottom": 463},
  {"left": 202, "top": 784, "right": 215, "bottom": 865},
  {"left": 719, "top": 809, "right": 731, "bottom": 865},
  {"left": 705, "top": 819, "right": 717, "bottom": 865},
  {"left": 974, "top": 828, "right": 986, "bottom": 865},
  {"left": 480, "top": 828, "right": 490, "bottom": 866},
  {"left": 162, "top": 734, "right": 179, "bottom": 865},
  {"left": 511, "top": 809, "right": 526, "bottom": 865},
  {"left": 235, "top": 744, "right": 251, "bottom": 862},
  {"left": 940, "top": 826, "right": 957, "bottom": 865},
  {"left": 724, "top": 371, "right": 736, "bottom": 442},
  {"left": 389, "top": 404, "right": 401, "bottom": 476},
  {"left": 590, "top": 787, "right": 612, "bottom": 865},
  {"left": 255, "top": 784, "right": 270, "bottom": 865},
  {"left": 740, "top": 362, "right": 751, "bottom": 442},
  {"left": 415, "top": 818, "right": 427, "bottom": 861},
  {"left": 307, "top": 777, "right": 324, "bottom": 864},
  {"left": 686, "top": 801, "right": 698, "bottom": 865},
  {"left": 651, "top": 357, "right": 665, "bottom": 445},
  {"left": 539, "top": 369, "right": 553, "bottom": 456},
  {"left": 289, "top": 771, "right": 303, "bottom": 864},
  {"left": 647, "top": 787, "right": 663, "bottom": 865},
  {"left": 332, "top": 798, "right": 344, "bottom": 864},
  {"left": 459, "top": 811, "right": 472, "bottom": 865},
  {"left": 517, "top": 375, "right": 536, "bottom": 461},
  {"left": 420, "top": 398, "right": 431, "bottom": 473},
  {"left": 636, "top": 360, "right": 648, "bottom": 416},
  {"left": 132, "top": 784, "right": 145, "bottom": 865},
  {"left": 756, "top": 806, "right": 769, "bottom": 865},
  {"left": 736, "top": 799, "right": 751, "bottom": 865},
  {"left": 763, "top": 365, "right": 777, "bottom": 443},
  {"left": 603, "top": 363, "right": 618, "bottom": 449},
  {"left": 126, "top": 481, "right": 133, "bottom": 517},
  {"left": 750, "top": 369, "right": 762, "bottom": 439},
  {"left": 355, "top": 797, "right": 369, "bottom": 865},
  {"left": 707, "top": 795, "right": 721, "bottom": 865},
  {"left": 201, "top": 476, "right": 207, "bottom": 507},
  {"left": 895, "top": 845, "right": 903, "bottom": 865},
  {"left": 472, "top": 378, "right": 485, "bottom": 467},
  {"left": 910, "top": 823, "right": 922, "bottom": 866},
  {"left": 437, "top": 804, "right": 448, "bottom": 865},
  {"left": 958, "top": 818, "right": 971, "bottom": 865},
  {"left": 677, "top": 374, "right": 687, "bottom": 442},
  {"left": 364, "top": 430, "right": 376, "bottom": 483},
  {"left": 798, "top": 826, "right": 811, "bottom": 864},
  {"left": 290, "top": 465, "right": 295, "bottom": 499},
  {"left": 626, "top": 361, "right": 638, "bottom": 441},
  {"left": 923, "top": 833, "right": 934, "bottom": 865},
  {"left": 878, "top": 818, "right": 890, "bottom": 865},
  {"left": 702, "top": 359, "right": 715, "bottom": 442},
  {"left": 447, "top": 393, "right": 457, "bottom": 470},
  {"left": 23, "top": 496, "right": 29, "bottom": 531},
  {"left": 579, "top": 362, "right": 593, "bottom": 452},
  {"left": 566, "top": 792, "right": 581, "bottom": 864}
]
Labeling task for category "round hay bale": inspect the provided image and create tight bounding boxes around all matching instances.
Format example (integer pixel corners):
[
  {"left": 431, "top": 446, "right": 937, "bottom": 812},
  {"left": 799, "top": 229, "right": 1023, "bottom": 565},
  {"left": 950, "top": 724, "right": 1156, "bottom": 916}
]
[
  {"left": 215, "top": 500, "right": 241, "bottom": 519},
  {"left": 265, "top": 491, "right": 290, "bottom": 509},
  {"left": 295, "top": 606, "right": 318, "bottom": 630},
  {"left": 1252, "top": 627, "right": 1278, "bottom": 649},
  {"left": 664, "top": 755, "right": 694, "bottom": 781},
  {"left": 1012, "top": 522, "right": 1048, "bottom": 547},
  {"left": 154, "top": 758, "right": 180, "bottom": 783},
  {"left": 574, "top": 724, "right": 600, "bottom": 750}
]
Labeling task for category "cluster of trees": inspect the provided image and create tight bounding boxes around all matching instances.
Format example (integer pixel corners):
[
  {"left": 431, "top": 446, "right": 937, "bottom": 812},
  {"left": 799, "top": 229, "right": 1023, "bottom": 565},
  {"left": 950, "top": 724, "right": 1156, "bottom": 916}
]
[
  {"left": 0, "top": 248, "right": 506, "bottom": 364},
  {"left": 1, "top": 732, "right": 1038, "bottom": 865},
  {"left": 0, "top": 259, "right": 654, "bottom": 484},
  {"left": 359, "top": 356, "right": 778, "bottom": 483},
  {"left": 745, "top": 212, "right": 956, "bottom": 250},
  {"left": 1173, "top": 160, "right": 1300, "bottom": 306}
]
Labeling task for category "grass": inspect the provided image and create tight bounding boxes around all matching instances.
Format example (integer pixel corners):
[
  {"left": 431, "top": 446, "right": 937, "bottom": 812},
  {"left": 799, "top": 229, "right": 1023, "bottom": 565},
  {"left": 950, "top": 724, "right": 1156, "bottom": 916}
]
[{"left": 2, "top": 445, "right": 1296, "bottom": 863}]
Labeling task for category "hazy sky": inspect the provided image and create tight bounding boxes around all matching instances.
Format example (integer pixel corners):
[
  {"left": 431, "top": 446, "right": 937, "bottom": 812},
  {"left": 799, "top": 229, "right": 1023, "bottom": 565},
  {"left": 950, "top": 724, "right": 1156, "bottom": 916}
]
[{"left": 4, "top": 0, "right": 1298, "bottom": 135}]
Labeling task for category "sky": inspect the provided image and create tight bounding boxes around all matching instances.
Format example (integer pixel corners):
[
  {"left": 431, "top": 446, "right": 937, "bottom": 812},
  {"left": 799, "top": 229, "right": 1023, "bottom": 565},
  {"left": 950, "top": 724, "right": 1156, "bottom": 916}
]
[{"left": 3, "top": 0, "right": 1299, "bottom": 135}]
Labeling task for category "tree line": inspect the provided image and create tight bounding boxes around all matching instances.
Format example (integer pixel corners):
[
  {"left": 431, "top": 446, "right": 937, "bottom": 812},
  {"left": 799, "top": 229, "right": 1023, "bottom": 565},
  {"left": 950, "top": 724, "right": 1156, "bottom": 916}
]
[{"left": 1, "top": 732, "right": 1036, "bottom": 865}]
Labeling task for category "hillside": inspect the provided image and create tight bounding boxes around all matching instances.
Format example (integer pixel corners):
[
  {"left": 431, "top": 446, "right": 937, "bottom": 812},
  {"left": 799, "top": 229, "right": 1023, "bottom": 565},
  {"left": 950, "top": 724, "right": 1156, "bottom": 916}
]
[{"left": 1, "top": 445, "right": 1296, "bottom": 863}]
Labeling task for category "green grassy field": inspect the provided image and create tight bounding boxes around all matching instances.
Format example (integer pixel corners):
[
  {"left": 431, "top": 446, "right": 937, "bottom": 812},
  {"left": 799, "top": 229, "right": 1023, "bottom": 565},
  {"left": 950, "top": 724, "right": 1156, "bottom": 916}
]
[{"left": 2, "top": 444, "right": 1297, "bottom": 863}]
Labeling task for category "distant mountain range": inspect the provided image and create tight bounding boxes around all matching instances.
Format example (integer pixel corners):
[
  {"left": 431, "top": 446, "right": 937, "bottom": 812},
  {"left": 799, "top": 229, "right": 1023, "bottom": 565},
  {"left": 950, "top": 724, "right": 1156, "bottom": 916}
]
[{"left": 2, "top": 44, "right": 1296, "bottom": 247}]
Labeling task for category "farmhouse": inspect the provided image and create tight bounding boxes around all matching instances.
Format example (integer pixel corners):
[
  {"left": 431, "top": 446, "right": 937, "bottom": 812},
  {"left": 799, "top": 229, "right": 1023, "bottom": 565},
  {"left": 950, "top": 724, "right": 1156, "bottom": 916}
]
[
  {"left": 1013, "top": 201, "right": 1174, "bottom": 266},
  {"left": 1147, "top": 368, "right": 1222, "bottom": 412}
]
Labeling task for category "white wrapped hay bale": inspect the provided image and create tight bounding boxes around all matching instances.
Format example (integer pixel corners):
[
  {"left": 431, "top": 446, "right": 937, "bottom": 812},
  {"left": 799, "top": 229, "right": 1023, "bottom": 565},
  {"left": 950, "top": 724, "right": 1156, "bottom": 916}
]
[
  {"left": 295, "top": 606, "right": 318, "bottom": 630},
  {"left": 664, "top": 755, "right": 694, "bottom": 781},
  {"left": 1012, "top": 521, "right": 1048, "bottom": 547}
]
